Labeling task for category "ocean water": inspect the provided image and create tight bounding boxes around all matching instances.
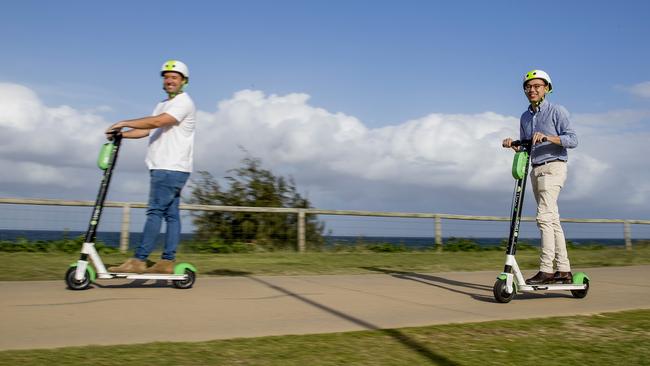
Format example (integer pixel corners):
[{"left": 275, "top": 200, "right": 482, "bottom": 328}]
[{"left": 0, "top": 229, "right": 629, "bottom": 249}]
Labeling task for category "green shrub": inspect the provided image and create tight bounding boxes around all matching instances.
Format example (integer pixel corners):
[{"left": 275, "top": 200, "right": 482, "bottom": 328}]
[
  {"left": 183, "top": 238, "right": 256, "bottom": 253},
  {"left": 442, "top": 237, "right": 481, "bottom": 252},
  {"left": 0, "top": 236, "right": 117, "bottom": 254},
  {"left": 567, "top": 240, "right": 606, "bottom": 250},
  {"left": 365, "top": 243, "right": 408, "bottom": 253},
  {"left": 329, "top": 243, "right": 354, "bottom": 252},
  {"left": 489, "top": 239, "right": 536, "bottom": 252}
]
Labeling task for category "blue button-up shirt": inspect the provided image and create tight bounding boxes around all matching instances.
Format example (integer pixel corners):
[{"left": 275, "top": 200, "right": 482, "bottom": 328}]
[{"left": 520, "top": 99, "right": 578, "bottom": 165}]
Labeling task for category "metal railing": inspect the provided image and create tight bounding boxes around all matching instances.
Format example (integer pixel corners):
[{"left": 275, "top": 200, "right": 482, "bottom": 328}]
[{"left": 1, "top": 197, "right": 649, "bottom": 252}]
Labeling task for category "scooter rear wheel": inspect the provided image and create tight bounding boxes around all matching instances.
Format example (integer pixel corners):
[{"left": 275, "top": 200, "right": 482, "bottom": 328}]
[
  {"left": 173, "top": 269, "right": 196, "bottom": 289},
  {"left": 65, "top": 266, "right": 91, "bottom": 291},
  {"left": 571, "top": 278, "right": 589, "bottom": 299},
  {"left": 493, "top": 279, "right": 515, "bottom": 303}
]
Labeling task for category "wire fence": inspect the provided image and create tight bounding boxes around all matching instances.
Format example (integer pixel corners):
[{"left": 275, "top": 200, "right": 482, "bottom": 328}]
[{"left": 1, "top": 198, "right": 649, "bottom": 252}]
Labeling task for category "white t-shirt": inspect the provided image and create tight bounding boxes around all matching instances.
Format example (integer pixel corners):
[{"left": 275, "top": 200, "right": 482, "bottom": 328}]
[{"left": 145, "top": 92, "right": 196, "bottom": 172}]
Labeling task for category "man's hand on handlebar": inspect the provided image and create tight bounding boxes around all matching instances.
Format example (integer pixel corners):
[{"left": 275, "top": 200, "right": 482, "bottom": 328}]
[
  {"left": 502, "top": 135, "right": 549, "bottom": 151},
  {"left": 105, "top": 122, "right": 125, "bottom": 140},
  {"left": 532, "top": 132, "right": 547, "bottom": 145},
  {"left": 105, "top": 127, "right": 123, "bottom": 141},
  {"left": 502, "top": 138, "right": 520, "bottom": 151}
]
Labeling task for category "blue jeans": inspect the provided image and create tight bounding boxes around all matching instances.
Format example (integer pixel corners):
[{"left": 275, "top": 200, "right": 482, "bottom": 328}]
[{"left": 135, "top": 169, "right": 190, "bottom": 261}]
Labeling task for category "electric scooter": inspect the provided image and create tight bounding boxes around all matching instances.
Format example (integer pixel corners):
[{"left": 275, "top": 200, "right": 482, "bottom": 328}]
[
  {"left": 65, "top": 131, "right": 197, "bottom": 290},
  {"left": 493, "top": 139, "right": 589, "bottom": 303}
]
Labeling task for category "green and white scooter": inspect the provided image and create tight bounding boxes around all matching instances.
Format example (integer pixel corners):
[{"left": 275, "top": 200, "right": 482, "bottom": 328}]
[
  {"left": 493, "top": 139, "right": 589, "bottom": 303},
  {"left": 65, "top": 131, "right": 197, "bottom": 290}
]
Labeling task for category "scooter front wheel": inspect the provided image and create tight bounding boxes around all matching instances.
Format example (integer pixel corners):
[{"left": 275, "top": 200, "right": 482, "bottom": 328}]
[
  {"left": 493, "top": 279, "right": 515, "bottom": 303},
  {"left": 65, "top": 266, "right": 91, "bottom": 291},
  {"left": 571, "top": 278, "right": 589, "bottom": 299}
]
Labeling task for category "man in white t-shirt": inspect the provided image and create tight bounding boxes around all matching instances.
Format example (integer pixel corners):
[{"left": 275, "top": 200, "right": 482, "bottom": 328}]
[{"left": 105, "top": 60, "right": 196, "bottom": 274}]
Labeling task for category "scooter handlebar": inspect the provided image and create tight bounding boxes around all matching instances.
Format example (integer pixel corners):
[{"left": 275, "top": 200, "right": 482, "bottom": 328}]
[
  {"left": 506, "top": 137, "right": 547, "bottom": 148},
  {"left": 106, "top": 129, "right": 123, "bottom": 141},
  {"left": 510, "top": 139, "right": 531, "bottom": 147}
]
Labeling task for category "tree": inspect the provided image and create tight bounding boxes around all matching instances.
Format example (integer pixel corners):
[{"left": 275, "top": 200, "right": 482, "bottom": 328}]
[{"left": 187, "top": 155, "right": 325, "bottom": 250}]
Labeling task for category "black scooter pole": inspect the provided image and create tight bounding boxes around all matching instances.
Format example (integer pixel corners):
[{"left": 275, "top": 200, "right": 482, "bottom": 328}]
[
  {"left": 83, "top": 131, "right": 123, "bottom": 246},
  {"left": 502, "top": 138, "right": 545, "bottom": 274}
]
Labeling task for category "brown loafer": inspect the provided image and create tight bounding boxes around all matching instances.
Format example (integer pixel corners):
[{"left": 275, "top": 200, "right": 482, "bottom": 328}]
[
  {"left": 553, "top": 271, "right": 573, "bottom": 284},
  {"left": 108, "top": 258, "right": 147, "bottom": 273},
  {"left": 144, "top": 259, "right": 176, "bottom": 274},
  {"left": 525, "top": 271, "right": 554, "bottom": 285}
]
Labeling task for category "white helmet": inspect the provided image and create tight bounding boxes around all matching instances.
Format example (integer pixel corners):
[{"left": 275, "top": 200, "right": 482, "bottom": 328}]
[
  {"left": 161, "top": 60, "right": 189, "bottom": 81},
  {"left": 523, "top": 69, "right": 552, "bottom": 93}
]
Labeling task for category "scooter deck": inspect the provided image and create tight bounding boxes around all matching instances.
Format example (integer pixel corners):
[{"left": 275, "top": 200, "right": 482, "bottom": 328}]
[
  {"left": 97, "top": 272, "right": 189, "bottom": 280},
  {"left": 519, "top": 283, "right": 587, "bottom": 291}
]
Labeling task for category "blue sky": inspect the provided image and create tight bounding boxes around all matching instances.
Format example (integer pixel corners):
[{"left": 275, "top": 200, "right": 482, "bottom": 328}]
[
  {"left": 1, "top": 1, "right": 649, "bottom": 237},
  {"left": 5, "top": 1, "right": 649, "bottom": 123}
]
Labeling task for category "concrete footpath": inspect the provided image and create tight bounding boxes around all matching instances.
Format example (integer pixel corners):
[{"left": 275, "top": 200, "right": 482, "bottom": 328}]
[{"left": 1, "top": 265, "right": 649, "bottom": 350}]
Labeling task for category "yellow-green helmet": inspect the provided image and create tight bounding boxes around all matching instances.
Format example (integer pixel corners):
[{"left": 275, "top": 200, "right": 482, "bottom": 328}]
[
  {"left": 523, "top": 69, "right": 552, "bottom": 93},
  {"left": 161, "top": 60, "right": 189, "bottom": 82}
]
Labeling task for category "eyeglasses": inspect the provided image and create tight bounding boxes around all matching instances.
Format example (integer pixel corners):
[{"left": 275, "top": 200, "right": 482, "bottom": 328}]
[{"left": 524, "top": 84, "right": 546, "bottom": 91}]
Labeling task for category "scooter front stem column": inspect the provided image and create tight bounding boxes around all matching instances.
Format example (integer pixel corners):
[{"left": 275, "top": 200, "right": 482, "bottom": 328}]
[
  {"left": 74, "top": 260, "right": 88, "bottom": 281},
  {"left": 80, "top": 242, "right": 108, "bottom": 274}
]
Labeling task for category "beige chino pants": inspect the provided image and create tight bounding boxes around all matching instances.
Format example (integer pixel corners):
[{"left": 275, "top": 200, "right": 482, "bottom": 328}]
[{"left": 530, "top": 161, "right": 571, "bottom": 273}]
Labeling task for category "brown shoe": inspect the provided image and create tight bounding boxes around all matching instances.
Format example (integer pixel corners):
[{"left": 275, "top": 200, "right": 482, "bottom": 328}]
[
  {"left": 525, "top": 271, "right": 554, "bottom": 285},
  {"left": 144, "top": 259, "right": 176, "bottom": 274},
  {"left": 108, "top": 258, "right": 146, "bottom": 273},
  {"left": 553, "top": 271, "right": 573, "bottom": 284}
]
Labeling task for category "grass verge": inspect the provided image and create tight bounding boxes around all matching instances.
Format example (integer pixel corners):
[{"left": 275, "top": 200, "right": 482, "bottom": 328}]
[
  {"left": 0, "top": 309, "right": 648, "bottom": 365},
  {"left": 2, "top": 245, "right": 650, "bottom": 281}
]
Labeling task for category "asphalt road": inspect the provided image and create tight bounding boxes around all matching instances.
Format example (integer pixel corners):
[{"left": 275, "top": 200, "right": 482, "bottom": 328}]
[{"left": 1, "top": 265, "right": 649, "bottom": 350}]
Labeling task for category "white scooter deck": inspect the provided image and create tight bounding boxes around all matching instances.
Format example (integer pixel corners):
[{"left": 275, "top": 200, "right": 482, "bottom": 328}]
[
  {"left": 519, "top": 283, "right": 587, "bottom": 291},
  {"left": 98, "top": 273, "right": 189, "bottom": 280}
]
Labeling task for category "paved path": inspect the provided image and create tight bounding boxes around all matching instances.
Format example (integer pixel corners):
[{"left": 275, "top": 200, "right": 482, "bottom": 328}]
[{"left": 1, "top": 265, "right": 649, "bottom": 350}]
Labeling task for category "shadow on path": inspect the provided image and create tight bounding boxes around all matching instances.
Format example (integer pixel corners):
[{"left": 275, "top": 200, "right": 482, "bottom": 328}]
[
  {"left": 362, "top": 267, "right": 572, "bottom": 302},
  {"left": 204, "top": 269, "right": 252, "bottom": 276},
  {"left": 247, "top": 276, "right": 459, "bottom": 366},
  {"left": 362, "top": 266, "right": 496, "bottom": 302},
  {"left": 93, "top": 279, "right": 170, "bottom": 289}
]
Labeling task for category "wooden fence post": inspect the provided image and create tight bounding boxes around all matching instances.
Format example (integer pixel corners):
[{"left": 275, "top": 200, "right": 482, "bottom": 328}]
[
  {"left": 120, "top": 203, "right": 130, "bottom": 253},
  {"left": 434, "top": 215, "right": 442, "bottom": 251},
  {"left": 298, "top": 209, "right": 306, "bottom": 253},
  {"left": 624, "top": 221, "right": 632, "bottom": 250}
]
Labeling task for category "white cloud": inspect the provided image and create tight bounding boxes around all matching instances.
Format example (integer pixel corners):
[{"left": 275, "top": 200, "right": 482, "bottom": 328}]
[
  {"left": 572, "top": 109, "right": 650, "bottom": 134},
  {"left": 0, "top": 160, "right": 71, "bottom": 185},
  {"left": 194, "top": 90, "right": 650, "bottom": 217},
  {"left": 196, "top": 90, "right": 520, "bottom": 191},
  {"left": 624, "top": 81, "right": 650, "bottom": 98},
  {"left": 0, "top": 83, "right": 648, "bottom": 220},
  {"left": 567, "top": 112, "right": 650, "bottom": 205},
  {"left": 0, "top": 83, "right": 108, "bottom": 167},
  {"left": 0, "top": 83, "right": 147, "bottom": 199},
  {"left": 0, "top": 83, "right": 45, "bottom": 131}
]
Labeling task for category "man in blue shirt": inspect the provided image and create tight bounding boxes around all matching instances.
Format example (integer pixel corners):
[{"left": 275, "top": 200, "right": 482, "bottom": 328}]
[{"left": 502, "top": 69, "right": 578, "bottom": 285}]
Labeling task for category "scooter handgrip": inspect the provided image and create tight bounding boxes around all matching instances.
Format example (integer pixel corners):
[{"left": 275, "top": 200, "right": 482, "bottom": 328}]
[
  {"left": 106, "top": 129, "right": 123, "bottom": 141},
  {"left": 510, "top": 137, "right": 547, "bottom": 147},
  {"left": 511, "top": 140, "right": 531, "bottom": 147}
]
